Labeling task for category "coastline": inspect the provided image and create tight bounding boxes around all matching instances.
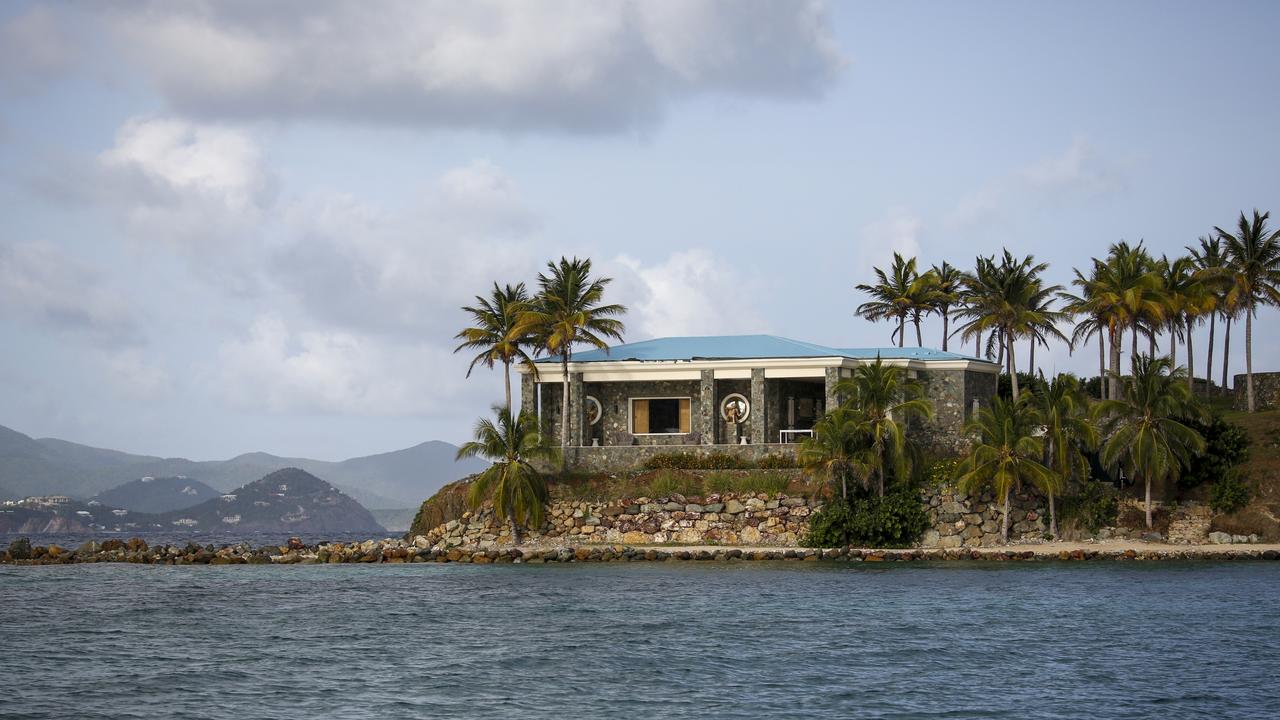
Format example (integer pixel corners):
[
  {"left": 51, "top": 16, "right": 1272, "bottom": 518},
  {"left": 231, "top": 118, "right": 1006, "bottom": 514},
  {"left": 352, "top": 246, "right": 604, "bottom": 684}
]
[{"left": 4, "top": 536, "right": 1280, "bottom": 565}]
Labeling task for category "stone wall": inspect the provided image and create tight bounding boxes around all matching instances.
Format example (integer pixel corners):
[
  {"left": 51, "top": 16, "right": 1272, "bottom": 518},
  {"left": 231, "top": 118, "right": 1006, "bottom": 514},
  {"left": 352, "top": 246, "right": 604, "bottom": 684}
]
[
  {"left": 416, "top": 484, "right": 1221, "bottom": 551},
  {"left": 556, "top": 443, "right": 798, "bottom": 474},
  {"left": 1233, "top": 371, "right": 1280, "bottom": 411}
]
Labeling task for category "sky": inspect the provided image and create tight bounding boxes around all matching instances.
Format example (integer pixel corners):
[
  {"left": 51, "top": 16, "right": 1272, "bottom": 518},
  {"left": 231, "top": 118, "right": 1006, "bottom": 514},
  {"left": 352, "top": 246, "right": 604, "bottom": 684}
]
[{"left": 2, "top": 0, "right": 1278, "bottom": 461}]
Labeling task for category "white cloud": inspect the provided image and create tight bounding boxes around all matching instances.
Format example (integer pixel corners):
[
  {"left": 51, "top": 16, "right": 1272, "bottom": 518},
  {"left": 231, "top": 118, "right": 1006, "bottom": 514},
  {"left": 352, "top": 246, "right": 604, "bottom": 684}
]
[
  {"left": 0, "top": 6, "right": 79, "bottom": 93},
  {"left": 98, "top": 0, "right": 844, "bottom": 133},
  {"left": 946, "top": 137, "right": 1127, "bottom": 230},
  {"left": 856, "top": 208, "right": 923, "bottom": 273},
  {"left": 0, "top": 241, "right": 138, "bottom": 345},
  {"left": 102, "top": 348, "right": 172, "bottom": 401},
  {"left": 608, "top": 249, "right": 764, "bottom": 339},
  {"left": 270, "top": 160, "right": 540, "bottom": 335},
  {"left": 214, "top": 316, "right": 470, "bottom": 416}
]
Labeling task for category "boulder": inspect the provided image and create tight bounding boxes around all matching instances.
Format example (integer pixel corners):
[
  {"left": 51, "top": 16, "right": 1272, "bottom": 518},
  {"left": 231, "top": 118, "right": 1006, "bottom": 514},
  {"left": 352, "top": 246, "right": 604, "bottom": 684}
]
[
  {"left": 724, "top": 499, "right": 746, "bottom": 514},
  {"left": 1208, "top": 531, "right": 1233, "bottom": 545}
]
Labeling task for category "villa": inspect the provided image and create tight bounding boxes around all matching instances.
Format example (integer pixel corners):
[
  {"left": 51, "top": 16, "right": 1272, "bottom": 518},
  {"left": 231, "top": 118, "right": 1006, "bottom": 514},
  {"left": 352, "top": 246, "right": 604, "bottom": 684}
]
[{"left": 518, "top": 335, "right": 999, "bottom": 471}]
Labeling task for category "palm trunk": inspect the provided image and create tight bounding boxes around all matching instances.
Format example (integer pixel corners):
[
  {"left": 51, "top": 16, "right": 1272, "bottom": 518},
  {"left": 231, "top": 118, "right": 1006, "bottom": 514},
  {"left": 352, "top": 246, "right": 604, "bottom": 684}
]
[
  {"left": 1222, "top": 315, "right": 1232, "bottom": 396},
  {"left": 1131, "top": 323, "right": 1139, "bottom": 365},
  {"left": 503, "top": 359, "right": 513, "bottom": 410},
  {"left": 1245, "top": 307, "right": 1255, "bottom": 412},
  {"left": 1167, "top": 321, "right": 1177, "bottom": 366},
  {"left": 975, "top": 331, "right": 981, "bottom": 358},
  {"left": 996, "top": 331, "right": 1005, "bottom": 368},
  {"left": 560, "top": 355, "right": 570, "bottom": 450},
  {"left": 1109, "top": 326, "right": 1121, "bottom": 401},
  {"left": 1205, "top": 312, "right": 1216, "bottom": 396},
  {"left": 1028, "top": 339, "right": 1036, "bottom": 381},
  {"left": 1097, "top": 328, "right": 1106, "bottom": 400},
  {"left": 1008, "top": 335, "right": 1020, "bottom": 401},
  {"left": 1185, "top": 317, "right": 1195, "bottom": 393},
  {"left": 510, "top": 517, "right": 522, "bottom": 546},
  {"left": 1148, "top": 327, "right": 1155, "bottom": 357},
  {"left": 914, "top": 315, "right": 923, "bottom": 347},
  {"left": 1001, "top": 487, "right": 1011, "bottom": 544},
  {"left": 897, "top": 316, "right": 905, "bottom": 348},
  {"left": 1049, "top": 491, "right": 1057, "bottom": 539},
  {"left": 942, "top": 310, "right": 949, "bottom": 351},
  {"left": 1144, "top": 474, "right": 1152, "bottom": 529}
]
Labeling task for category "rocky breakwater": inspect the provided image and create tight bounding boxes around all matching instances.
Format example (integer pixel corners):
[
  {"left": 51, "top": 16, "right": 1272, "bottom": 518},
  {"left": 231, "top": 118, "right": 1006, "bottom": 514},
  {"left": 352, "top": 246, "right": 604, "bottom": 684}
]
[
  {"left": 418, "top": 492, "right": 820, "bottom": 551},
  {"left": 6, "top": 535, "right": 1280, "bottom": 565}
]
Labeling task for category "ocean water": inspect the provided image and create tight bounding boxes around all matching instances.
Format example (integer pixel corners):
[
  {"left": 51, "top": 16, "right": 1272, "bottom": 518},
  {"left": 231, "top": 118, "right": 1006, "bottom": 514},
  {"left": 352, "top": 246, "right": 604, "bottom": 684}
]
[{"left": 2, "top": 562, "right": 1277, "bottom": 719}]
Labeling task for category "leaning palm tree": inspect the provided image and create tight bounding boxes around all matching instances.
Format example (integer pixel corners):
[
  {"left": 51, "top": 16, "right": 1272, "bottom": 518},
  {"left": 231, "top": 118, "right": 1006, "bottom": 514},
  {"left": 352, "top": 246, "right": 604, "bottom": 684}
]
[
  {"left": 457, "top": 405, "right": 559, "bottom": 544},
  {"left": 520, "top": 257, "right": 627, "bottom": 449},
  {"left": 1216, "top": 209, "right": 1280, "bottom": 413},
  {"left": 454, "top": 282, "right": 538, "bottom": 409},
  {"left": 797, "top": 407, "right": 871, "bottom": 500},
  {"left": 1033, "top": 375, "right": 1099, "bottom": 538},
  {"left": 1098, "top": 356, "right": 1205, "bottom": 529},
  {"left": 928, "top": 261, "right": 964, "bottom": 351},
  {"left": 834, "top": 358, "right": 933, "bottom": 496},
  {"left": 955, "top": 396, "right": 1052, "bottom": 544},
  {"left": 856, "top": 253, "right": 933, "bottom": 347}
]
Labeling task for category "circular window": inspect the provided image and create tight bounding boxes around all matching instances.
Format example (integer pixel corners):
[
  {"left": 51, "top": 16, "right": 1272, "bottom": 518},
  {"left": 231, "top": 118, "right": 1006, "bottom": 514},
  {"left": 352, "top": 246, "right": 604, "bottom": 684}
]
[
  {"left": 585, "top": 396, "right": 602, "bottom": 426},
  {"left": 720, "top": 393, "right": 750, "bottom": 422}
]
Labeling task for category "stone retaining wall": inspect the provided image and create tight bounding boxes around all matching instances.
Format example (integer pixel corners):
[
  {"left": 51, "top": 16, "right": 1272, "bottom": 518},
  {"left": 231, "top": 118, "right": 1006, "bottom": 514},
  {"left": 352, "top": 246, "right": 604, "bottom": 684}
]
[{"left": 419, "top": 488, "right": 1223, "bottom": 551}]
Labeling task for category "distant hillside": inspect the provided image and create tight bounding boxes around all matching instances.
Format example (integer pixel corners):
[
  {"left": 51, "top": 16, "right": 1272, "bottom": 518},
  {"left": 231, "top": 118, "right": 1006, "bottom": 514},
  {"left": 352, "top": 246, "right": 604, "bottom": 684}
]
[
  {"left": 92, "top": 476, "right": 222, "bottom": 514},
  {"left": 0, "top": 424, "right": 488, "bottom": 507},
  {"left": 157, "top": 468, "right": 385, "bottom": 534}
]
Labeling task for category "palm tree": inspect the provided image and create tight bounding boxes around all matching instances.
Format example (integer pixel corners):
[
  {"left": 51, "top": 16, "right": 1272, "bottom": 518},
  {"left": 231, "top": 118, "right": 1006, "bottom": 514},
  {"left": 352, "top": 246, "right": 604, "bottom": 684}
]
[
  {"left": 520, "top": 257, "right": 627, "bottom": 449},
  {"left": 454, "top": 282, "right": 538, "bottom": 410},
  {"left": 797, "top": 407, "right": 870, "bottom": 500},
  {"left": 1187, "top": 235, "right": 1229, "bottom": 396},
  {"left": 1216, "top": 209, "right": 1280, "bottom": 413},
  {"left": 955, "top": 396, "right": 1052, "bottom": 544},
  {"left": 1156, "top": 254, "right": 1212, "bottom": 392},
  {"left": 1099, "top": 356, "right": 1205, "bottom": 529},
  {"left": 1059, "top": 274, "right": 1108, "bottom": 400},
  {"left": 834, "top": 358, "right": 933, "bottom": 496},
  {"left": 1033, "top": 375, "right": 1098, "bottom": 539},
  {"left": 1076, "top": 242, "right": 1164, "bottom": 400},
  {"left": 856, "top": 253, "right": 934, "bottom": 347},
  {"left": 953, "top": 251, "right": 1062, "bottom": 401},
  {"left": 928, "top": 261, "right": 963, "bottom": 351},
  {"left": 457, "top": 405, "right": 559, "bottom": 544}
]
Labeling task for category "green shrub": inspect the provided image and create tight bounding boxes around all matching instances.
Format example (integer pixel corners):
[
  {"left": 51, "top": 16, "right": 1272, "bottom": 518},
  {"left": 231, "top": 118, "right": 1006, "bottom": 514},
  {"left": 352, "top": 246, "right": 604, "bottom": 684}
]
[
  {"left": 645, "top": 470, "right": 703, "bottom": 499},
  {"left": 642, "top": 453, "right": 749, "bottom": 471},
  {"left": 734, "top": 472, "right": 792, "bottom": 496},
  {"left": 924, "top": 457, "right": 961, "bottom": 489},
  {"left": 702, "top": 472, "right": 735, "bottom": 494},
  {"left": 1061, "top": 482, "right": 1119, "bottom": 532},
  {"left": 1178, "top": 415, "right": 1250, "bottom": 489},
  {"left": 802, "top": 488, "right": 929, "bottom": 548},
  {"left": 756, "top": 453, "right": 798, "bottom": 470},
  {"left": 1209, "top": 474, "right": 1252, "bottom": 514}
]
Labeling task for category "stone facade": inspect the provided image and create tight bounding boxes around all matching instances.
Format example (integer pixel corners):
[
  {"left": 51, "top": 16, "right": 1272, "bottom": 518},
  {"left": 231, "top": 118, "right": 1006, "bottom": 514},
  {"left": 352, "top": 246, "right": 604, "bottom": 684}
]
[
  {"left": 1233, "top": 371, "right": 1280, "bottom": 411},
  {"left": 559, "top": 443, "right": 797, "bottom": 474},
  {"left": 525, "top": 364, "right": 994, "bottom": 469}
]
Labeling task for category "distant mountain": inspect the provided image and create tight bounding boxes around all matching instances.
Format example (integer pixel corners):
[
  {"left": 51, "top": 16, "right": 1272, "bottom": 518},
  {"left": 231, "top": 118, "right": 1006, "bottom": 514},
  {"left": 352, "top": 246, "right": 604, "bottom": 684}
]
[
  {"left": 0, "top": 469, "right": 385, "bottom": 535},
  {"left": 0, "top": 424, "right": 488, "bottom": 507},
  {"left": 92, "top": 476, "right": 222, "bottom": 514},
  {"left": 157, "top": 468, "right": 384, "bottom": 534}
]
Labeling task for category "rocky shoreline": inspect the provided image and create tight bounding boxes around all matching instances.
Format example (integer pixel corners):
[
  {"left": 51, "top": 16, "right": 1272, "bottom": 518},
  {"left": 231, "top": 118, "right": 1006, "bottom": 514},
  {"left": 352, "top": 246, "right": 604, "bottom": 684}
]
[{"left": 4, "top": 536, "right": 1280, "bottom": 566}]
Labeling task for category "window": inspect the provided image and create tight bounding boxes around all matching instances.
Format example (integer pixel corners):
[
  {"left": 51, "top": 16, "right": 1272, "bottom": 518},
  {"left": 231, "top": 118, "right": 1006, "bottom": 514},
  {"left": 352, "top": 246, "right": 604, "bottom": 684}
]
[
  {"left": 720, "top": 393, "right": 750, "bottom": 422},
  {"left": 631, "top": 398, "right": 691, "bottom": 434}
]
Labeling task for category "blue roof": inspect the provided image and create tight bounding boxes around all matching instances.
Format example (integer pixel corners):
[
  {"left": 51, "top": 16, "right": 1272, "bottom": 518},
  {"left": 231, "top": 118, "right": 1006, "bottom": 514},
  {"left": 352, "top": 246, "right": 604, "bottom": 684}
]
[{"left": 537, "top": 335, "right": 990, "bottom": 363}]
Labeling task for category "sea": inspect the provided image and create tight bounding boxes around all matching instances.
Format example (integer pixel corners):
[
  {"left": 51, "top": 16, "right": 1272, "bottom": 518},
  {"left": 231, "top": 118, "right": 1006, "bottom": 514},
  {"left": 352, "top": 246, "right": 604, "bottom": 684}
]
[{"left": 2, "top": 544, "right": 1278, "bottom": 719}]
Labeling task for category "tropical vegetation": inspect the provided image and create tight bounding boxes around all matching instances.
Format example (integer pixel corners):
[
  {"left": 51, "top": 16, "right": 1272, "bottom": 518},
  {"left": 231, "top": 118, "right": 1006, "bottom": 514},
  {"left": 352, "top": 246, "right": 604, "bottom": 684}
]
[{"left": 456, "top": 405, "right": 558, "bottom": 543}]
